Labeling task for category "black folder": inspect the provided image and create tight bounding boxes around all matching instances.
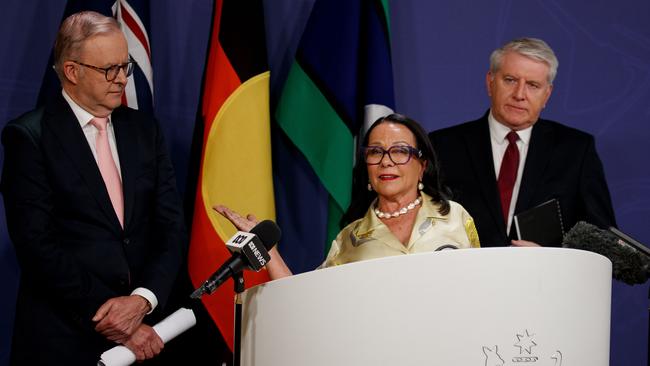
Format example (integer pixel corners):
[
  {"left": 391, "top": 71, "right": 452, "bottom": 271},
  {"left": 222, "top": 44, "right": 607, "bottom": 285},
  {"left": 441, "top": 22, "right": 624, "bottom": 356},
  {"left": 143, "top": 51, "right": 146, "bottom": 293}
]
[{"left": 513, "top": 199, "right": 564, "bottom": 246}]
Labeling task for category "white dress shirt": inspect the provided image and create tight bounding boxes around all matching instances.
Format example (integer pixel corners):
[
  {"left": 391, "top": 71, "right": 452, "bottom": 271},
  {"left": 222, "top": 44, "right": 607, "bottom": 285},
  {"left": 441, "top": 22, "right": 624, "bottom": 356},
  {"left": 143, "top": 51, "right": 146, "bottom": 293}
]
[
  {"left": 488, "top": 111, "right": 532, "bottom": 235},
  {"left": 61, "top": 89, "right": 158, "bottom": 313},
  {"left": 62, "top": 90, "right": 123, "bottom": 177}
]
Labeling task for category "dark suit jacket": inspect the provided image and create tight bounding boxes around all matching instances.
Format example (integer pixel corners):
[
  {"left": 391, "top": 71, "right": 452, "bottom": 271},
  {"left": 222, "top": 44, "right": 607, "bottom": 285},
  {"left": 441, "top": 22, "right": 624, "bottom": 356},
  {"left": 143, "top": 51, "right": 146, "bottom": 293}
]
[
  {"left": 1, "top": 93, "right": 186, "bottom": 365},
  {"left": 428, "top": 112, "right": 616, "bottom": 247}
]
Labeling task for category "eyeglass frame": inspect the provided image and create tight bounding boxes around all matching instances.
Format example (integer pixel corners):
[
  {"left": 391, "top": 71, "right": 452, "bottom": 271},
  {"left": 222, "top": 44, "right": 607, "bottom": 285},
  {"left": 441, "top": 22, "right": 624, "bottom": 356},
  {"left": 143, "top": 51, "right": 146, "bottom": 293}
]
[
  {"left": 71, "top": 58, "right": 136, "bottom": 82},
  {"left": 362, "top": 145, "right": 423, "bottom": 165}
]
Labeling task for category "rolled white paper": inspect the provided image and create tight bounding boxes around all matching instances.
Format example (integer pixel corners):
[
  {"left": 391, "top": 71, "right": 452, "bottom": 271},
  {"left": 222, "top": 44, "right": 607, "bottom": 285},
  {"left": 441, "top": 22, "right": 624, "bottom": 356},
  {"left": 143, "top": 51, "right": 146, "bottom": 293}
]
[
  {"left": 98, "top": 345, "right": 134, "bottom": 366},
  {"left": 151, "top": 307, "right": 196, "bottom": 343},
  {"left": 97, "top": 307, "right": 196, "bottom": 366}
]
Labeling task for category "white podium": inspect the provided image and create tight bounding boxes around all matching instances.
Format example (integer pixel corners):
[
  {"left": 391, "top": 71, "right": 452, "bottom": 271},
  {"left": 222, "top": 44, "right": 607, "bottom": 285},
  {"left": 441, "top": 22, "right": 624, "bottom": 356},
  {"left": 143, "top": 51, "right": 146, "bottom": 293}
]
[{"left": 240, "top": 248, "right": 612, "bottom": 365}]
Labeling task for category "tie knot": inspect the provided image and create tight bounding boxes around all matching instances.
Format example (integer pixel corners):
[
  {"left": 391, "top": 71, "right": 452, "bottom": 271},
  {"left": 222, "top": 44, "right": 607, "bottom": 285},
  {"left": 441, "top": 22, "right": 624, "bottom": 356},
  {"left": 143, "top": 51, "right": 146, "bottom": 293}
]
[
  {"left": 90, "top": 117, "right": 109, "bottom": 131},
  {"left": 506, "top": 131, "right": 519, "bottom": 144}
]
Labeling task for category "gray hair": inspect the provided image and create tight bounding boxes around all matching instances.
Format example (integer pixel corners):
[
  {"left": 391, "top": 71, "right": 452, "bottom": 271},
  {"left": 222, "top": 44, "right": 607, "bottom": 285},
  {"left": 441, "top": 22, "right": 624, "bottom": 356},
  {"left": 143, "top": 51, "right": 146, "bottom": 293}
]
[
  {"left": 53, "top": 11, "right": 122, "bottom": 81},
  {"left": 489, "top": 38, "right": 559, "bottom": 85}
]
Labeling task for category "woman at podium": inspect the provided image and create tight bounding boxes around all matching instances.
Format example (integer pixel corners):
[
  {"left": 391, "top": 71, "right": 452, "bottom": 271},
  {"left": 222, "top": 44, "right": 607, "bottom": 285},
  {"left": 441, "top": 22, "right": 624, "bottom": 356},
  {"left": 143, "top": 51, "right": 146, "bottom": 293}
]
[{"left": 216, "top": 113, "right": 480, "bottom": 278}]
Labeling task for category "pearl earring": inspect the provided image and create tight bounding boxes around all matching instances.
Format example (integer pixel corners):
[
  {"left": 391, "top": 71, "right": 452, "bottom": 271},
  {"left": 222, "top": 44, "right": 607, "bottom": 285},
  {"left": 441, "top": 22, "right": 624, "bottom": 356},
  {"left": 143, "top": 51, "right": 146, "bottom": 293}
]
[
  {"left": 418, "top": 182, "right": 424, "bottom": 191},
  {"left": 367, "top": 183, "right": 373, "bottom": 191}
]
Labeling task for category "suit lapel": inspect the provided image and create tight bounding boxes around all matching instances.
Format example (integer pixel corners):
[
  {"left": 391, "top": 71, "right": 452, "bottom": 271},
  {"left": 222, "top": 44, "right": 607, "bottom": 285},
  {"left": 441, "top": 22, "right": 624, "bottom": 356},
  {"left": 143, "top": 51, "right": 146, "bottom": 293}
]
[
  {"left": 44, "top": 96, "right": 123, "bottom": 231},
  {"left": 464, "top": 117, "right": 508, "bottom": 235},
  {"left": 112, "top": 107, "right": 136, "bottom": 230},
  {"left": 515, "top": 120, "right": 554, "bottom": 213}
]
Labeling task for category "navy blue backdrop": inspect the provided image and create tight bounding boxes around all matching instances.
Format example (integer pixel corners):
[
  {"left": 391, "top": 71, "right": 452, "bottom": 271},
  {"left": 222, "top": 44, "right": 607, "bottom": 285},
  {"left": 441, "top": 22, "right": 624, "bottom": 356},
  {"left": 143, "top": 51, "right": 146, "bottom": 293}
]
[{"left": 1, "top": 1, "right": 648, "bottom": 365}]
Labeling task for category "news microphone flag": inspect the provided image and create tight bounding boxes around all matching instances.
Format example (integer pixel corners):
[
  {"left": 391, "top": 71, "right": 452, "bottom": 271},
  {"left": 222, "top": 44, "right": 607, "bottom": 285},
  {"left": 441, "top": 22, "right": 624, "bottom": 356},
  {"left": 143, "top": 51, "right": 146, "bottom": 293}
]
[{"left": 225, "top": 232, "right": 271, "bottom": 271}]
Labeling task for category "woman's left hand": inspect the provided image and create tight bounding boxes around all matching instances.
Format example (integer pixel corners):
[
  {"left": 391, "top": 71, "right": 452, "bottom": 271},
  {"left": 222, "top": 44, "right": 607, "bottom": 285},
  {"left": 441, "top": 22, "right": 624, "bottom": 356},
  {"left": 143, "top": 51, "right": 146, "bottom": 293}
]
[
  {"left": 213, "top": 204, "right": 293, "bottom": 280},
  {"left": 213, "top": 205, "right": 258, "bottom": 232}
]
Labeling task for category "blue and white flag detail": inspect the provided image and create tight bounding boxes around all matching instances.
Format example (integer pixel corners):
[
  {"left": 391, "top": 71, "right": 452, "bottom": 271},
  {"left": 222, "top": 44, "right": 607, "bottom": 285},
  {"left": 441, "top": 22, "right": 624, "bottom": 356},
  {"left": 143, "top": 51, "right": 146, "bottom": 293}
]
[
  {"left": 38, "top": 0, "right": 153, "bottom": 114},
  {"left": 113, "top": 0, "right": 154, "bottom": 112}
]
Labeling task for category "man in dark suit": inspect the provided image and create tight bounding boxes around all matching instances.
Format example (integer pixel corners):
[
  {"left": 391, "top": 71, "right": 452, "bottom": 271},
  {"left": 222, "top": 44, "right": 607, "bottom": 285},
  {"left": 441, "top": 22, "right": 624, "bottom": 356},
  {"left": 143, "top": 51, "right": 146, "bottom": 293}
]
[
  {"left": 429, "top": 38, "right": 616, "bottom": 247},
  {"left": 1, "top": 11, "right": 186, "bottom": 365}
]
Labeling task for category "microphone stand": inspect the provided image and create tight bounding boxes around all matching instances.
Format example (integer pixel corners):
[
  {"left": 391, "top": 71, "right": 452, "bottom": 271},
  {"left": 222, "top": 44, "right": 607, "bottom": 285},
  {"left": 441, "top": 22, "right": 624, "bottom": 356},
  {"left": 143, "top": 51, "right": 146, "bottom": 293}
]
[{"left": 233, "top": 272, "right": 245, "bottom": 366}]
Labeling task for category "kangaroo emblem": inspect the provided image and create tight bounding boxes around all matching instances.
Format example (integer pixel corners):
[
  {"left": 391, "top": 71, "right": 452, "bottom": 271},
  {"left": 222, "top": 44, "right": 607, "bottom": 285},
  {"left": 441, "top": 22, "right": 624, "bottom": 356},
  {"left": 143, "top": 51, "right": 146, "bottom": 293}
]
[{"left": 482, "top": 345, "right": 505, "bottom": 366}]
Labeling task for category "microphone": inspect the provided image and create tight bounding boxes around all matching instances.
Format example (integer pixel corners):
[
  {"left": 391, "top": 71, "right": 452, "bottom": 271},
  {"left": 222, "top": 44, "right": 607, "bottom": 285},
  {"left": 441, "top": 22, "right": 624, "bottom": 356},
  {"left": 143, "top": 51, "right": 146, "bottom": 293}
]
[
  {"left": 562, "top": 221, "right": 650, "bottom": 285},
  {"left": 435, "top": 244, "right": 459, "bottom": 251},
  {"left": 191, "top": 220, "right": 282, "bottom": 299}
]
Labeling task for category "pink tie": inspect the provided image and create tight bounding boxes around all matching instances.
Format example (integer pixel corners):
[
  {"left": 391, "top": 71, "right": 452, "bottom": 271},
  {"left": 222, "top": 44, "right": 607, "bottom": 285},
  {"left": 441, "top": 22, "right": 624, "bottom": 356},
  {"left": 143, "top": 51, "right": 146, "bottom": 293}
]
[
  {"left": 90, "top": 117, "right": 124, "bottom": 227},
  {"left": 497, "top": 131, "right": 520, "bottom": 226}
]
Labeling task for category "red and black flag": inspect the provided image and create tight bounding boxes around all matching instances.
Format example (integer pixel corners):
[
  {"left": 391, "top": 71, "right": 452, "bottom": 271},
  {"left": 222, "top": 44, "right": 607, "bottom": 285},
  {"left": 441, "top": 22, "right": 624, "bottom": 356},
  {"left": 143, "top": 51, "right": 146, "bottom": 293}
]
[{"left": 188, "top": 0, "right": 275, "bottom": 351}]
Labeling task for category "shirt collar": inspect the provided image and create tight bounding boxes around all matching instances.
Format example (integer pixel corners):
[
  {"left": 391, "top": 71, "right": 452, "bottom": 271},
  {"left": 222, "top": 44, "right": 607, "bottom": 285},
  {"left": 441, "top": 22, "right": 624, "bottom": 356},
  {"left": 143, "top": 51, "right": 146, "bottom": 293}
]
[
  {"left": 61, "top": 89, "right": 112, "bottom": 128},
  {"left": 488, "top": 109, "right": 533, "bottom": 146}
]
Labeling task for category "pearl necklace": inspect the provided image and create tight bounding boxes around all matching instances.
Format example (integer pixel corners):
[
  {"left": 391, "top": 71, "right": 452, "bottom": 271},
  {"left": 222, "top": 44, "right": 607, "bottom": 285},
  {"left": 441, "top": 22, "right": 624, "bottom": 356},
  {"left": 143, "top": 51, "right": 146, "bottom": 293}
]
[{"left": 374, "top": 197, "right": 422, "bottom": 219}]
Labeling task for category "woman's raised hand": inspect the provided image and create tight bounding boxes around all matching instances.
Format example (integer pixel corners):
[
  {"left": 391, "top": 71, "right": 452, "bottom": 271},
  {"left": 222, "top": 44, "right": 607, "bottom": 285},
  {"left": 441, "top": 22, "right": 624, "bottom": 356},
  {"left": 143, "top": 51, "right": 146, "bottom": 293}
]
[
  {"left": 213, "top": 205, "right": 259, "bottom": 232},
  {"left": 212, "top": 204, "right": 293, "bottom": 280}
]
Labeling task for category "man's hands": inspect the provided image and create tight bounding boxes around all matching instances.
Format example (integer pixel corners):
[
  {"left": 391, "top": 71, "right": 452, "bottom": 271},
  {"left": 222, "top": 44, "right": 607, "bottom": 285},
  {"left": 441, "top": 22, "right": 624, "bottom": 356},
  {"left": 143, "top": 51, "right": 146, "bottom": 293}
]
[
  {"left": 123, "top": 324, "right": 164, "bottom": 361},
  {"left": 94, "top": 296, "right": 164, "bottom": 361},
  {"left": 93, "top": 295, "right": 150, "bottom": 343}
]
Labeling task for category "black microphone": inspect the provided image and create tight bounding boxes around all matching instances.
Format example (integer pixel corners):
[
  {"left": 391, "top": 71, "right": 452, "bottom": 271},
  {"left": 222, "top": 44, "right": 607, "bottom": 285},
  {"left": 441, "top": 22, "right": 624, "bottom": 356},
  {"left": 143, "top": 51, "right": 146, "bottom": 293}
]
[
  {"left": 562, "top": 221, "right": 650, "bottom": 285},
  {"left": 190, "top": 220, "right": 282, "bottom": 299},
  {"left": 435, "top": 244, "right": 459, "bottom": 251}
]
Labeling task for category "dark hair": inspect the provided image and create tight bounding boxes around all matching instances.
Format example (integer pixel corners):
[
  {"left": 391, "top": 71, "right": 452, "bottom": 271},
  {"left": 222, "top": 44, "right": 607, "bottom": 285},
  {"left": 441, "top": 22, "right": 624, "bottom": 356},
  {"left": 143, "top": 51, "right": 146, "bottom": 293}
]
[{"left": 340, "top": 113, "right": 451, "bottom": 228}]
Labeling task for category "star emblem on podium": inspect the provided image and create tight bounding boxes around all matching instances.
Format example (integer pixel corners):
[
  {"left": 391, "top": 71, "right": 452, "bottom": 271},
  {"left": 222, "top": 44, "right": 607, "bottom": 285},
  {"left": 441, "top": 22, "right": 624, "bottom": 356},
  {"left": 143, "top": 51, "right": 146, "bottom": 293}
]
[{"left": 514, "top": 329, "right": 537, "bottom": 354}]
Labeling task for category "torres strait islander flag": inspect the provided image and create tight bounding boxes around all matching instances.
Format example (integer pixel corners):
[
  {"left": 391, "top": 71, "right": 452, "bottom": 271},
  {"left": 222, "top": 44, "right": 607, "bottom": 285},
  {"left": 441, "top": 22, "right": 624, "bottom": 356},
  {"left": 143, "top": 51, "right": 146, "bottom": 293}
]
[
  {"left": 39, "top": 0, "right": 153, "bottom": 114},
  {"left": 187, "top": 0, "right": 274, "bottom": 350},
  {"left": 275, "top": 0, "right": 395, "bottom": 254}
]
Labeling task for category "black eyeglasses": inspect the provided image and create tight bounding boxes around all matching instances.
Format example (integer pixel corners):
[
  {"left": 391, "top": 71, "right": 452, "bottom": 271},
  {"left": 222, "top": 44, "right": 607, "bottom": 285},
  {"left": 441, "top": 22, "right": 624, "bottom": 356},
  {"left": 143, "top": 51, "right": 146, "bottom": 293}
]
[
  {"left": 72, "top": 58, "right": 136, "bottom": 82},
  {"left": 363, "top": 145, "right": 422, "bottom": 165}
]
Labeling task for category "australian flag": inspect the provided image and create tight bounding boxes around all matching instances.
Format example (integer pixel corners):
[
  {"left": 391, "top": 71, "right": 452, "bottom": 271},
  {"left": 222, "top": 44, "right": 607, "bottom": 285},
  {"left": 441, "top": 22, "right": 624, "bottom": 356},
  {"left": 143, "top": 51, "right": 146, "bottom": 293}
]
[{"left": 38, "top": 0, "right": 153, "bottom": 114}]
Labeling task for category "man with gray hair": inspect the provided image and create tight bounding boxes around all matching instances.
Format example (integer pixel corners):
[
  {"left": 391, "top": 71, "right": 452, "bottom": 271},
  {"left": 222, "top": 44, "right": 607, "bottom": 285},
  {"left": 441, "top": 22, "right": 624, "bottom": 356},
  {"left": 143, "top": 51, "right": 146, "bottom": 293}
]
[
  {"left": 1, "top": 11, "right": 185, "bottom": 364},
  {"left": 429, "top": 37, "right": 616, "bottom": 247}
]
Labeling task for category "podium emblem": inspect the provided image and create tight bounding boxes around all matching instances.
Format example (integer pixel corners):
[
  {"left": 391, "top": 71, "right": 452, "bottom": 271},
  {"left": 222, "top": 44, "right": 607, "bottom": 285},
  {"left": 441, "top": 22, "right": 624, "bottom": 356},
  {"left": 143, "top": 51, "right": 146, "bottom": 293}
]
[{"left": 482, "top": 329, "right": 563, "bottom": 365}]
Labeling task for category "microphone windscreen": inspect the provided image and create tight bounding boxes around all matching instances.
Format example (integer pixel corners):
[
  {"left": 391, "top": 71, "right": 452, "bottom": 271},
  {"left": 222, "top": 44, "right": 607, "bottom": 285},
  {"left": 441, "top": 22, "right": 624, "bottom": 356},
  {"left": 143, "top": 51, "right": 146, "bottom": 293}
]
[
  {"left": 250, "top": 220, "right": 282, "bottom": 250},
  {"left": 562, "top": 221, "right": 612, "bottom": 252},
  {"left": 563, "top": 221, "right": 649, "bottom": 285}
]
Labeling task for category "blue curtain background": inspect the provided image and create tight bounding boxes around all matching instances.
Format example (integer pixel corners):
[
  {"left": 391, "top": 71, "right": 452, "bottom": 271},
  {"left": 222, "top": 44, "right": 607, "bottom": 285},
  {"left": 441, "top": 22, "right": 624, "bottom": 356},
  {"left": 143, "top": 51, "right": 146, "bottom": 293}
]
[{"left": 1, "top": 1, "right": 648, "bottom": 365}]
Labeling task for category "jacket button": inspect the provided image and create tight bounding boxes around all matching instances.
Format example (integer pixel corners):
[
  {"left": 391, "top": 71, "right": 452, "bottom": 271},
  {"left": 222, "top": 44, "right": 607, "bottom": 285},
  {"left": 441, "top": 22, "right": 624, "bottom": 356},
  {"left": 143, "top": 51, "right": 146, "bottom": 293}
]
[{"left": 123, "top": 238, "right": 130, "bottom": 245}]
